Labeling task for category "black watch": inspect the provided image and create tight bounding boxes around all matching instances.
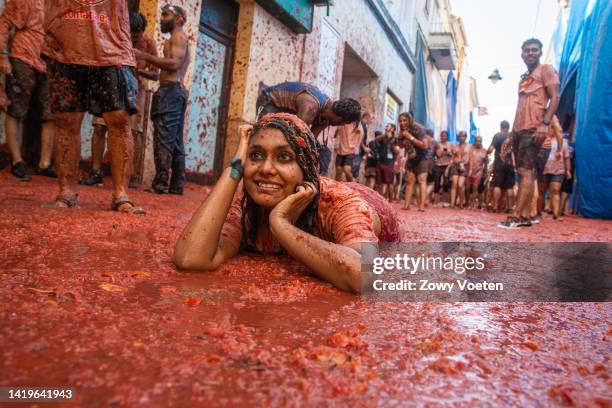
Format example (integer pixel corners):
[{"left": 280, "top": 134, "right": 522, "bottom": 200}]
[{"left": 542, "top": 118, "right": 551, "bottom": 126}]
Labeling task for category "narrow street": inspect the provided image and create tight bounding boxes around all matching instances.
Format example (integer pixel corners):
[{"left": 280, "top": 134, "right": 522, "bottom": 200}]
[{"left": 1, "top": 173, "right": 609, "bottom": 406}]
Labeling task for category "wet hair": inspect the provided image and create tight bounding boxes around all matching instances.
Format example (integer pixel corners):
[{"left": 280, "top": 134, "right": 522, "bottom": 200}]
[
  {"left": 162, "top": 4, "right": 187, "bottom": 25},
  {"left": 458, "top": 131, "right": 468, "bottom": 139},
  {"left": 386, "top": 123, "right": 397, "bottom": 132},
  {"left": 130, "top": 12, "right": 147, "bottom": 33},
  {"left": 374, "top": 130, "right": 383, "bottom": 136},
  {"left": 440, "top": 130, "right": 449, "bottom": 138},
  {"left": 331, "top": 98, "right": 362, "bottom": 124},
  {"left": 522, "top": 38, "right": 543, "bottom": 51},
  {"left": 398, "top": 112, "right": 425, "bottom": 136},
  {"left": 500, "top": 120, "right": 510, "bottom": 130},
  {"left": 240, "top": 113, "right": 320, "bottom": 253},
  {"left": 425, "top": 128, "right": 434, "bottom": 136}
]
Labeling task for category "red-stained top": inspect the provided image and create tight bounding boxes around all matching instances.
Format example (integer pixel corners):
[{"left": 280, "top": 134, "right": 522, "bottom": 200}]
[{"left": 0, "top": 0, "right": 46, "bottom": 72}]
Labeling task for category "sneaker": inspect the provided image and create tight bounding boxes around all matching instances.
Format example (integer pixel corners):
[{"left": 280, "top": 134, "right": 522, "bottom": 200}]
[
  {"left": 498, "top": 216, "right": 521, "bottom": 229},
  {"left": 518, "top": 216, "right": 533, "bottom": 227},
  {"left": 11, "top": 161, "right": 31, "bottom": 181},
  {"left": 78, "top": 170, "right": 103, "bottom": 186},
  {"left": 34, "top": 166, "right": 58, "bottom": 178},
  {"left": 530, "top": 215, "right": 541, "bottom": 224}
]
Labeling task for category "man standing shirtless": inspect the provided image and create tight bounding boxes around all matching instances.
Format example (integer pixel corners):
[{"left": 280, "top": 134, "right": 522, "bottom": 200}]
[{"left": 135, "top": 4, "right": 190, "bottom": 195}]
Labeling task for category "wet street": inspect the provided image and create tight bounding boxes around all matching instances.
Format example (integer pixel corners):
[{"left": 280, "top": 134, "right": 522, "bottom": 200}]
[{"left": 1, "top": 172, "right": 610, "bottom": 407}]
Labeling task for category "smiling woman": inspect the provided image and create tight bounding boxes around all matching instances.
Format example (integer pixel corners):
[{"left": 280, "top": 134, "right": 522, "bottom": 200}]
[{"left": 174, "top": 113, "right": 400, "bottom": 293}]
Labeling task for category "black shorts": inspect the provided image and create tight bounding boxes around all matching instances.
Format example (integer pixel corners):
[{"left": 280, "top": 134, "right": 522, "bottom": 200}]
[
  {"left": 561, "top": 177, "right": 574, "bottom": 194},
  {"left": 536, "top": 148, "right": 551, "bottom": 182},
  {"left": 449, "top": 163, "right": 467, "bottom": 177},
  {"left": 406, "top": 158, "right": 430, "bottom": 175},
  {"left": 5, "top": 58, "right": 53, "bottom": 121},
  {"left": 336, "top": 154, "right": 355, "bottom": 167},
  {"left": 513, "top": 129, "right": 539, "bottom": 170},
  {"left": 491, "top": 164, "right": 515, "bottom": 190},
  {"left": 48, "top": 60, "right": 138, "bottom": 116}
]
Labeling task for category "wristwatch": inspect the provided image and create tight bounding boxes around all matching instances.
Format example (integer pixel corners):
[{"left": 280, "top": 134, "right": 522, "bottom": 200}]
[
  {"left": 228, "top": 156, "right": 243, "bottom": 180},
  {"left": 542, "top": 118, "right": 551, "bottom": 126}
]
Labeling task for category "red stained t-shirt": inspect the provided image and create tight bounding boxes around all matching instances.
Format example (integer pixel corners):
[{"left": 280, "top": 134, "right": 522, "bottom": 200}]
[
  {"left": 220, "top": 177, "right": 400, "bottom": 254},
  {"left": 0, "top": 0, "right": 46, "bottom": 72},
  {"left": 44, "top": 0, "right": 135, "bottom": 67},
  {"left": 513, "top": 64, "right": 560, "bottom": 131}
]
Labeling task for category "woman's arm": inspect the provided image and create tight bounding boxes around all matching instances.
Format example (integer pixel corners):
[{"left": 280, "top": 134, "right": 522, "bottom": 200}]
[
  {"left": 174, "top": 126, "right": 251, "bottom": 270},
  {"left": 268, "top": 184, "right": 362, "bottom": 293}
]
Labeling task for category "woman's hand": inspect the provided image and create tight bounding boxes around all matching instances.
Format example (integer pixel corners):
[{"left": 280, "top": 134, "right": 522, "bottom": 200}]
[
  {"left": 270, "top": 182, "right": 318, "bottom": 226},
  {"left": 235, "top": 124, "right": 252, "bottom": 162}
]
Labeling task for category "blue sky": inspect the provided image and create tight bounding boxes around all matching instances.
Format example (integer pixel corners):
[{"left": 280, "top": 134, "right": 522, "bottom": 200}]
[{"left": 451, "top": 0, "right": 559, "bottom": 145}]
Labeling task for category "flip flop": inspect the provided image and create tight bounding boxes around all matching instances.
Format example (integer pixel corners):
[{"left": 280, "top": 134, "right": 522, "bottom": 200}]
[
  {"left": 43, "top": 195, "right": 78, "bottom": 209},
  {"left": 111, "top": 198, "right": 146, "bottom": 215}
]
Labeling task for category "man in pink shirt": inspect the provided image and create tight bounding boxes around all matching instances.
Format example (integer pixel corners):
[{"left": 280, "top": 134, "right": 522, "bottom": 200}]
[
  {"left": 499, "top": 38, "right": 560, "bottom": 229},
  {"left": 335, "top": 121, "right": 363, "bottom": 182},
  {"left": 44, "top": 0, "right": 143, "bottom": 213},
  {"left": 0, "top": 0, "right": 55, "bottom": 181}
]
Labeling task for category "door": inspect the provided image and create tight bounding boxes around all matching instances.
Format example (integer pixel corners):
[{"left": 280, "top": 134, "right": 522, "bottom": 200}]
[{"left": 185, "top": 0, "right": 238, "bottom": 184}]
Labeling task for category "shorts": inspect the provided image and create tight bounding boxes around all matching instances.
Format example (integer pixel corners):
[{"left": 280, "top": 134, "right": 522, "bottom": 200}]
[
  {"left": 394, "top": 172, "right": 403, "bottom": 185},
  {"left": 406, "top": 158, "right": 430, "bottom": 175},
  {"left": 433, "top": 165, "right": 449, "bottom": 193},
  {"left": 561, "top": 177, "right": 573, "bottom": 194},
  {"left": 491, "top": 164, "right": 515, "bottom": 190},
  {"left": 336, "top": 154, "right": 355, "bottom": 167},
  {"left": 5, "top": 58, "right": 53, "bottom": 121},
  {"left": 48, "top": 60, "right": 138, "bottom": 116},
  {"left": 543, "top": 174, "right": 564, "bottom": 184},
  {"left": 365, "top": 166, "right": 377, "bottom": 178},
  {"left": 426, "top": 163, "right": 435, "bottom": 183},
  {"left": 376, "top": 163, "right": 394, "bottom": 185},
  {"left": 536, "top": 148, "right": 550, "bottom": 181},
  {"left": 351, "top": 155, "right": 362, "bottom": 178},
  {"left": 466, "top": 175, "right": 481, "bottom": 187},
  {"left": 512, "top": 129, "right": 539, "bottom": 170},
  {"left": 449, "top": 163, "right": 467, "bottom": 177}
]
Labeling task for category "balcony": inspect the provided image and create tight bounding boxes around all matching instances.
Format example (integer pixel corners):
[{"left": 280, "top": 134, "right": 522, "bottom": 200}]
[{"left": 428, "top": 23, "right": 457, "bottom": 70}]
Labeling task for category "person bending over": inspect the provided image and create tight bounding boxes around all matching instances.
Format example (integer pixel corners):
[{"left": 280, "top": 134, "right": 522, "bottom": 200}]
[{"left": 174, "top": 113, "right": 401, "bottom": 293}]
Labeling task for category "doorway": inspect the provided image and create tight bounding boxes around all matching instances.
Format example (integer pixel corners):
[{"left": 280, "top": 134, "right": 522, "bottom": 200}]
[{"left": 185, "top": 0, "right": 239, "bottom": 184}]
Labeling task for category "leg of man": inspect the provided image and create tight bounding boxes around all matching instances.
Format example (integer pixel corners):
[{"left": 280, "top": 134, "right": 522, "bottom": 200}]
[
  {"left": 102, "top": 110, "right": 133, "bottom": 203},
  {"left": 152, "top": 114, "right": 173, "bottom": 193},
  {"left": 38, "top": 121, "right": 55, "bottom": 170},
  {"left": 351, "top": 155, "right": 361, "bottom": 181},
  {"left": 169, "top": 90, "right": 188, "bottom": 194},
  {"left": 514, "top": 167, "right": 533, "bottom": 218},
  {"left": 5, "top": 115, "right": 23, "bottom": 165},
  {"left": 458, "top": 175, "right": 466, "bottom": 208},
  {"left": 450, "top": 174, "right": 458, "bottom": 208},
  {"left": 550, "top": 180, "right": 562, "bottom": 218},
  {"left": 343, "top": 164, "right": 354, "bottom": 182},
  {"left": 132, "top": 129, "right": 144, "bottom": 183},
  {"left": 91, "top": 124, "right": 107, "bottom": 173},
  {"left": 54, "top": 112, "right": 85, "bottom": 203}
]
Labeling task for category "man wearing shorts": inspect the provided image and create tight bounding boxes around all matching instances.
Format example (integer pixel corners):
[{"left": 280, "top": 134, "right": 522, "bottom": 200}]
[
  {"left": 433, "top": 130, "right": 452, "bottom": 206},
  {"left": 0, "top": 0, "right": 55, "bottom": 181},
  {"left": 44, "top": 0, "right": 143, "bottom": 213},
  {"left": 487, "top": 120, "right": 515, "bottom": 212},
  {"left": 466, "top": 136, "right": 488, "bottom": 209},
  {"left": 499, "top": 38, "right": 559, "bottom": 228},
  {"left": 335, "top": 121, "right": 363, "bottom": 182}
]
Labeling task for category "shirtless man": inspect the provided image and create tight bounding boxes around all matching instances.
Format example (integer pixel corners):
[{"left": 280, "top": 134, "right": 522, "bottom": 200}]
[
  {"left": 45, "top": 0, "right": 143, "bottom": 213},
  {"left": 466, "top": 136, "right": 488, "bottom": 209},
  {"left": 256, "top": 81, "right": 361, "bottom": 136},
  {"left": 135, "top": 4, "right": 190, "bottom": 195}
]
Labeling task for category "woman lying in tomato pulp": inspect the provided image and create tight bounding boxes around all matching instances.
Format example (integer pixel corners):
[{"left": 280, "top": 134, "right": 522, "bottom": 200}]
[{"left": 174, "top": 113, "right": 400, "bottom": 292}]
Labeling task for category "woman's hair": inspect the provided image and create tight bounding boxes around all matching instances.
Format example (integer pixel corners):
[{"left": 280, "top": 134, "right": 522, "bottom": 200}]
[
  {"left": 399, "top": 112, "right": 425, "bottom": 136},
  {"left": 240, "top": 113, "right": 321, "bottom": 252}
]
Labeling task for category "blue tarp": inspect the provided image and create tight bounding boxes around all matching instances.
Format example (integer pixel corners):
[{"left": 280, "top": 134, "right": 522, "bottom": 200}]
[
  {"left": 567, "top": 0, "right": 612, "bottom": 219},
  {"left": 413, "top": 36, "right": 429, "bottom": 126},
  {"left": 446, "top": 71, "right": 457, "bottom": 143},
  {"left": 469, "top": 112, "right": 477, "bottom": 144}
]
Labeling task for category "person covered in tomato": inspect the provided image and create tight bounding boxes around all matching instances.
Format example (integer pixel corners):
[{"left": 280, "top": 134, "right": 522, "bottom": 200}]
[{"left": 174, "top": 113, "right": 401, "bottom": 293}]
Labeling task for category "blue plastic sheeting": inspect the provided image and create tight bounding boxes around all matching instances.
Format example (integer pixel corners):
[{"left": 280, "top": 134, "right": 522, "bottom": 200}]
[
  {"left": 446, "top": 71, "right": 457, "bottom": 143},
  {"left": 469, "top": 112, "right": 477, "bottom": 145},
  {"left": 413, "top": 36, "right": 429, "bottom": 126},
  {"left": 573, "top": 0, "right": 612, "bottom": 219}
]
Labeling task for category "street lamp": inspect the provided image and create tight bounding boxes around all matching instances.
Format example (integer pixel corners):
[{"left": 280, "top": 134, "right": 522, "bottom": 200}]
[{"left": 488, "top": 69, "right": 502, "bottom": 84}]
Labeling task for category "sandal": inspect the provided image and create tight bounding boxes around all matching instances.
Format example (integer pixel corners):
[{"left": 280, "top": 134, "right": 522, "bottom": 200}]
[
  {"left": 111, "top": 198, "right": 146, "bottom": 215},
  {"left": 43, "top": 195, "right": 78, "bottom": 209}
]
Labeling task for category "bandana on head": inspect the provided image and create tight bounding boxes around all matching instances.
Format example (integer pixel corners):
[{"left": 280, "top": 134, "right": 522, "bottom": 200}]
[{"left": 240, "top": 113, "right": 321, "bottom": 253}]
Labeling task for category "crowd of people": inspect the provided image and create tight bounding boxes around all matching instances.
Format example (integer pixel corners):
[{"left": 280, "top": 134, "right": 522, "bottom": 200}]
[{"left": 0, "top": 0, "right": 571, "bottom": 290}]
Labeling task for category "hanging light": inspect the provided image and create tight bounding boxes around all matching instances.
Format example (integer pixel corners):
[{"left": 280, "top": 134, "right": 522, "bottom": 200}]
[{"left": 488, "top": 69, "right": 502, "bottom": 84}]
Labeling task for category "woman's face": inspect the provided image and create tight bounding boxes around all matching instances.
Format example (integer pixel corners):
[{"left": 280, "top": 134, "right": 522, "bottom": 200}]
[
  {"left": 398, "top": 115, "right": 410, "bottom": 130},
  {"left": 459, "top": 133, "right": 467, "bottom": 144},
  {"left": 441, "top": 132, "right": 448, "bottom": 143},
  {"left": 244, "top": 128, "right": 305, "bottom": 209}
]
